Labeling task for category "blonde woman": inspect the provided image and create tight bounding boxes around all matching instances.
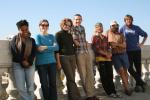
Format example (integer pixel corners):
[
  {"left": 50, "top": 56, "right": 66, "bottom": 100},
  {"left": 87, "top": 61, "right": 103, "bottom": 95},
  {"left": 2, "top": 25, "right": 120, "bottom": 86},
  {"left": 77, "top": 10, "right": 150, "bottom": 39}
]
[{"left": 92, "top": 23, "right": 119, "bottom": 98}]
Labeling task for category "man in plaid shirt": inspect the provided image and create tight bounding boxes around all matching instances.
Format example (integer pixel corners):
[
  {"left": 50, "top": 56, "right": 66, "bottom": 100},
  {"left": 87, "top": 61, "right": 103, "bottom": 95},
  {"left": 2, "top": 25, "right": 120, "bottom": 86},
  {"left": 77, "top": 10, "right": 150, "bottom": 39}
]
[
  {"left": 72, "top": 14, "right": 99, "bottom": 100},
  {"left": 72, "top": 23, "right": 88, "bottom": 54}
]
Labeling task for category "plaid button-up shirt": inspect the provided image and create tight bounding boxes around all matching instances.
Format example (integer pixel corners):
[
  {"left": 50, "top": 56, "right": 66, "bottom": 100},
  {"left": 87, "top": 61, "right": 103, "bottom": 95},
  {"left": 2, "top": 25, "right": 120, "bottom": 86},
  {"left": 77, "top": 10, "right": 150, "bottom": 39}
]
[
  {"left": 72, "top": 25, "right": 88, "bottom": 54},
  {"left": 92, "top": 34, "right": 111, "bottom": 61}
]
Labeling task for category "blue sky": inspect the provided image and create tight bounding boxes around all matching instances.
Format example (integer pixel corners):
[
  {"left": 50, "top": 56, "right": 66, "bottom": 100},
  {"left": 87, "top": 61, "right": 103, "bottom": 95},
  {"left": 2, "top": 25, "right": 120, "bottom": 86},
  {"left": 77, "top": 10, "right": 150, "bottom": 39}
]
[{"left": 0, "top": 0, "right": 150, "bottom": 44}]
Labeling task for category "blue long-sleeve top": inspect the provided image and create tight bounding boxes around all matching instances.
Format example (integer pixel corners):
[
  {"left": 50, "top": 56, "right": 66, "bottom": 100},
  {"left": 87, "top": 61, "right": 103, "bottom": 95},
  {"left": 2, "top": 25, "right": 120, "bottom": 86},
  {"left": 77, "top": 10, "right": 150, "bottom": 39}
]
[{"left": 33, "top": 33, "right": 59, "bottom": 66}]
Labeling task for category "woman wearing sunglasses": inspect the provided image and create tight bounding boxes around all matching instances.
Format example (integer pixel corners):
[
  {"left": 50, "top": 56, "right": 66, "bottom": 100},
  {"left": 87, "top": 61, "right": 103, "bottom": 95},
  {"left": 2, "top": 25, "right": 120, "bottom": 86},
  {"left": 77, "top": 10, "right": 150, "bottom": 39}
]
[{"left": 33, "top": 19, "right": 59, "bottom": 100}]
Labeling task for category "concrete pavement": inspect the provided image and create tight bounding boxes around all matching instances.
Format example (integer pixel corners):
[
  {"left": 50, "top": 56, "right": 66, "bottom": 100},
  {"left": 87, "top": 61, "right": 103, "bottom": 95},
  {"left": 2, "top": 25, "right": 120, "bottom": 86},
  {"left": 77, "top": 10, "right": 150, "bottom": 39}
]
[{"left": 58, "top": 85, "right": 150, "bottom": 100}]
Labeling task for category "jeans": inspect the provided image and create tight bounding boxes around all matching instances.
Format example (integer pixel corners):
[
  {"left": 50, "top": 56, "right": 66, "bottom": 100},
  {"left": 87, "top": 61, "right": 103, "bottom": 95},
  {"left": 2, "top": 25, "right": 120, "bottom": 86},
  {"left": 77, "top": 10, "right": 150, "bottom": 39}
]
[
  {"left": 36, "top": 63, "right": 57, "bottom": 100},
  {"left": 12, "top": 62, "right": 35, "bottom": 100}
]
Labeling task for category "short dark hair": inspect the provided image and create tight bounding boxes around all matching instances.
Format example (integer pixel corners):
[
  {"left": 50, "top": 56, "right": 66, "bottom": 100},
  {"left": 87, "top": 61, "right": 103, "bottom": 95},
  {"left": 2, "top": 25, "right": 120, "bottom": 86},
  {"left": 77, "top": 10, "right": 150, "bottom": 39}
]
[
  {"left": 74, "top": 14, "right": 82, "bottom": 17},
  {"left": 16, "top": 20, "right": 29, "bottom": 30},
  {"left": 39, "top": 19, "right": 49, "bottom": 26}
]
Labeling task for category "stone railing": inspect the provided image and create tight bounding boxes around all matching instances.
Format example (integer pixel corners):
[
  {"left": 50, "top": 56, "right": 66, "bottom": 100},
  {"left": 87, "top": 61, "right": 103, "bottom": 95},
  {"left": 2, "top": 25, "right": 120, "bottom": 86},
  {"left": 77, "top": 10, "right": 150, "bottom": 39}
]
[
  {"left": 0, "top": 40, "right": 150, "bottom": 100},
  {"left": 141, "top": 45, "right": 150, "bottom": 85},
  {"left": 0, "top": 40, "right": 17, "bottom": 100}
]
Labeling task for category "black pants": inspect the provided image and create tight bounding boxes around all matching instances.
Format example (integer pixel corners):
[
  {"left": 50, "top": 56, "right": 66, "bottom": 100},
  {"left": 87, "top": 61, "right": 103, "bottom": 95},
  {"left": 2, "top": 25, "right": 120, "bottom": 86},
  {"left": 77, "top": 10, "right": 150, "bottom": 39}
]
[
  {"left": 36, "top": 63, "right": 57, "bottom": 100},
  {"left": 127, "top": 50, "right": 144, "bottom": 86},
  {"left": 98, "top": 61, "right": 116, "bottom": 95}
]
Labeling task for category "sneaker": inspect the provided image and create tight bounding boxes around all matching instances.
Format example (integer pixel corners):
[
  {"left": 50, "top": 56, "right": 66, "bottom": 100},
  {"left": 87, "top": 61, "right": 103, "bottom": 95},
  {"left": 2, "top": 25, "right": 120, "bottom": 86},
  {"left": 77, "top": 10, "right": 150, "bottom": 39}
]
[
  {"left": 109, "top": 93, "right": 122, "bottom": 98},
  {"left": 116, "top": 93, "right": 122, "bottom": 98},
  {"left": 125, "top": 89, "right": 132, "bottom": 96},
  {"left": 141, "top": 83, "right": 146, "bottom": 92},
  {"left": 134, "top": 86, "right": 141, "bottom": 92},
  {"left": 86, "top": 96, "right": 100, "bottom": 100},
  {"left": 92, "top": 96, "right": 100, "bottom": 100},
  {"left": 86, "top": 97, "right": 93, "bottom": 100},
  {"left": 109, "top": 93, "right": 117, "bottom": 98}
]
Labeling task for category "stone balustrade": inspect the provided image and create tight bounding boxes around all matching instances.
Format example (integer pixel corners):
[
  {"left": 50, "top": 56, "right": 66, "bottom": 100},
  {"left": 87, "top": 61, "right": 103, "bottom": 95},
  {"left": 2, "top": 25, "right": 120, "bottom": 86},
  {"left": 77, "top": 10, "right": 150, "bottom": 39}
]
[{"left": 0, "top": 40, "right": 150, "bottom": 100}]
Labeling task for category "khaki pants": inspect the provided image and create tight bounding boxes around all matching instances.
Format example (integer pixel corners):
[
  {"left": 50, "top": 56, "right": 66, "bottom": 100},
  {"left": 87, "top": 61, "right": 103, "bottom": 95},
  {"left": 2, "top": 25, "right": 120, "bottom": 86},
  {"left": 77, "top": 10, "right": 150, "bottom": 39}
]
[{"left": 76, "top": 53, "right": 95, "bottom": 97}]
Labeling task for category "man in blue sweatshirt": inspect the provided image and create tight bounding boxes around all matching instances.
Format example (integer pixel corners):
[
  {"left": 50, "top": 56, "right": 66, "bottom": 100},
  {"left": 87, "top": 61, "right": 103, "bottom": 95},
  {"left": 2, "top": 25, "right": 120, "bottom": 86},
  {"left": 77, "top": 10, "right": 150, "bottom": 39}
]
[{"left": 120, "top": 14, "right": 148, "bottom": 92}]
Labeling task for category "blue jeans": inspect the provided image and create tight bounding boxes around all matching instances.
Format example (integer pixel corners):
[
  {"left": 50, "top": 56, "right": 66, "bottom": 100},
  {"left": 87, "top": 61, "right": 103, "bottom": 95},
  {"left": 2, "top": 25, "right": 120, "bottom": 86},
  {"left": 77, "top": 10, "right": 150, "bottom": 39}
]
[
  {"left": 36, "top": 63, "right": 57, "bottom": 100},
  {"left": 12, "top": 62, "right": 35, "bottom": 100}
]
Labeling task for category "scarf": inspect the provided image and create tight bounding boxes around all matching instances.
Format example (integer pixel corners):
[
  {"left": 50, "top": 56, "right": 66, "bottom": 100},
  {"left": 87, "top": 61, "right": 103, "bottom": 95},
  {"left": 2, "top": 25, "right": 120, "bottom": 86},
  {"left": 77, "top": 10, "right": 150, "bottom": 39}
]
[{"left": 16, "top": 32, "right": 32, "bottom": 60}]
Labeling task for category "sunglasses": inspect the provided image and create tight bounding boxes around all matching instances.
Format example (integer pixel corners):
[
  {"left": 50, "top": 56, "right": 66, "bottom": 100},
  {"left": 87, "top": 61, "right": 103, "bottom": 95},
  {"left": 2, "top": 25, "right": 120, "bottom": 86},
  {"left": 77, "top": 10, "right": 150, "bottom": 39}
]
[
  {"left": 40, "top": 24, "right": 49, "bottom": 27},
  {"left": 111, "top": 24, "right": 119, "bottom": 27}
]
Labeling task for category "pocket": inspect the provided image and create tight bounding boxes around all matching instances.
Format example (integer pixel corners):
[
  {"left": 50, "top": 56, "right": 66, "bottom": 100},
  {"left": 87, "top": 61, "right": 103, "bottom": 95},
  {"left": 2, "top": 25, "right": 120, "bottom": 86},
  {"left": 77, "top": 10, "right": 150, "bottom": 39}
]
[{"left": 12, "top": 62, "right": 22, "bottom": 70}]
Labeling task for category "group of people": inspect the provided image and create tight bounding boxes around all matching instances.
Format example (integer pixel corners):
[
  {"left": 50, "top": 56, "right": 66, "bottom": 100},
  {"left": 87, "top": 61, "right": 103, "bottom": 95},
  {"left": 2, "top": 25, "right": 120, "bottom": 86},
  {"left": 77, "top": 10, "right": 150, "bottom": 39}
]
[
  {"left": 10, "top": 14, "right": 148, "bottom": 100},
  {"left": 92, "top": 14, "right": 147, "bottom": 97}
]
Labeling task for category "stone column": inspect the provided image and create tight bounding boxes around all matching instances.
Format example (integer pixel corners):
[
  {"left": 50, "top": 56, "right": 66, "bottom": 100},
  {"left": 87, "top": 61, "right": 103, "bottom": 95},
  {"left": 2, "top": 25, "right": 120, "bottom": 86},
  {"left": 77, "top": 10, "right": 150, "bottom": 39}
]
[
  {"left": 128, "top": 75, "right": 136, "bottom": 88},
  {"left": 56, "top": 69, "right": 65, "bottom": 95},
  {"left": 0, "top": 71, "right": 8, "bottom": 100},
  {"left": 114, "top": 75, "right": 122, "bottom": 91},
  {"left": 94, "top": 66, "right": 101, "bottom": 89},
  {"left": 143, "top": 59, "right": 150, "bottom": 86},
  {"left": 34, "top": 71, "right": 43, "bottom": 100},
  {"left": 6, "top": 68, "right": 18, "bottom": 100},
  {"left": 141, "top": 45, "right": 150, "bottom": 86},
  {"left": 0, "top": 40, "right": 18, "bottom": 99}
]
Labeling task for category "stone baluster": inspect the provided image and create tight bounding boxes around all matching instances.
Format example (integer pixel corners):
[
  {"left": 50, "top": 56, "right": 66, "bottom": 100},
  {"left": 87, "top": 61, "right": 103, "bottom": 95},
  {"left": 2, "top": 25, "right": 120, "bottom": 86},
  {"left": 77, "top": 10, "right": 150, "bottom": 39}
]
[
  {"left": 0, "top": 73, "right": 8, "bottom": 100},
  {"left": 34, "top": 71, "right": 43, "bottom": 100},
  {"left": 143, "top": 59, "right": 150, "bottom": 86},
  {"left": 0, "top": 74, "right": 3, "bottom": 96},
  {"left": 75, "top": 69, "right": 82, "bottom": 88},
  {"left": 114, "top": 75, "right": 122, "bottom": 91},
  {"left": 6, "top": 68, "right": 18, "bottom": 100},
  {"left": 0, "top": 40, "right": 18, "bottom": 99},
  {"left": 56, "top": 69, "right": 64, "bottom": 95},
  {"left": 128, "top": 75, "right": 136, "bottom": 88},
  {"left": 62, "top": 75, "right": 67, "bottom": 94},
  {"left": 94, "top": 66, "right": 101, "bottom": 89}
]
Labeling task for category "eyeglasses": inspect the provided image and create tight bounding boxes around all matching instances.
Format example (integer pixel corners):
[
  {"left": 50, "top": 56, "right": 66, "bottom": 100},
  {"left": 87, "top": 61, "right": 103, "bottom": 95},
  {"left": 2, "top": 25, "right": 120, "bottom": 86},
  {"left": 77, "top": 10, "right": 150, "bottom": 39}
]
[
  {"left": 111, "top": 24, "right": 119, "bottom": 27},
  {"left": 40, "top": 24, "right": 49, "bottom": 27}
]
